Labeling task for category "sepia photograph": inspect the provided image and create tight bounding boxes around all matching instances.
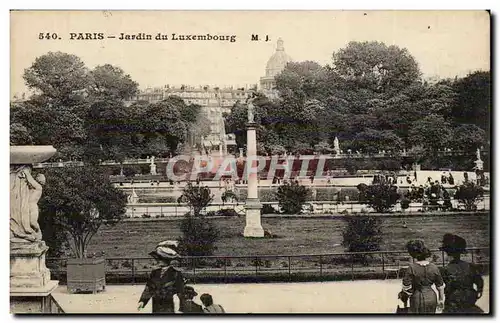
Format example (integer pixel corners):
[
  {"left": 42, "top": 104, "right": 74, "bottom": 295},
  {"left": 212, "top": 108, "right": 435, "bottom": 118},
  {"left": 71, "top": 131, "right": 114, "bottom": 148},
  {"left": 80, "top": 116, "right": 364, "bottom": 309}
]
[{"left": 9, "top": 10, "right": 491, "bottom": 314}]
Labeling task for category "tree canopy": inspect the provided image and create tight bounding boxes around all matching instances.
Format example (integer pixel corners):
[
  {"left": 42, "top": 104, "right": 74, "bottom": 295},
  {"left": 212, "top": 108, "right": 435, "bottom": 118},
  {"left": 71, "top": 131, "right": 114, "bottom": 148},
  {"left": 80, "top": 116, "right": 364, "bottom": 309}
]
[
  {"left": 12, "top": 52, "right": 205, "bottom": 162},
  {"left": 38, "top": 166, "right": 127, "bottom": 258},
  {"left": 225, "top": 41, "right": 490, "bottom": 167}
]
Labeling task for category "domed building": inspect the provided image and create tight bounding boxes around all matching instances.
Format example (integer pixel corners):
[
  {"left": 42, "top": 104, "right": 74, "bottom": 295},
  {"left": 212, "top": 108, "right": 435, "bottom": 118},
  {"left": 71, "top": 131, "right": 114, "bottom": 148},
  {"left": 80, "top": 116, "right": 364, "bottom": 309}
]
[{"left": 259, "top": 38, "right": 292, "bottom": 96}]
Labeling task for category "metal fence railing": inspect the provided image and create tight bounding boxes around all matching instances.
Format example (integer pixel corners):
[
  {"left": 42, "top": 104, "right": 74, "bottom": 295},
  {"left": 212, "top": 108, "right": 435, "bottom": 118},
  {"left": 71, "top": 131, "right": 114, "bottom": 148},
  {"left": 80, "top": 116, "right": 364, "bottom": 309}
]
[
  {"left": 46, "top": 247, "right": 490, "bottom": 284},
  {"left": 125, "top": 198, "right": 490, "bottom": 218}
]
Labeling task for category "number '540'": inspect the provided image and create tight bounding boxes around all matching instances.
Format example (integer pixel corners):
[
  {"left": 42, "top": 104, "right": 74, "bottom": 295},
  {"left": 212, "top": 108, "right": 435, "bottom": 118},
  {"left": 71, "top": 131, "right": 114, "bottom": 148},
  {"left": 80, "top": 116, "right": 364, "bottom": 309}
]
[{"left": 39, "top": 33, "right": 59, "bottom": 40}]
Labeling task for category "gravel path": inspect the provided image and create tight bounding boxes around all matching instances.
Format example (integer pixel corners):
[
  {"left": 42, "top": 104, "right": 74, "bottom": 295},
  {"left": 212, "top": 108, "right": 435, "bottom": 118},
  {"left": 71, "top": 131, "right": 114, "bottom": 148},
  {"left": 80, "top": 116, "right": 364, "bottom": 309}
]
[{"left": 52, "top": 276, "right": 489, "bottom": 314}]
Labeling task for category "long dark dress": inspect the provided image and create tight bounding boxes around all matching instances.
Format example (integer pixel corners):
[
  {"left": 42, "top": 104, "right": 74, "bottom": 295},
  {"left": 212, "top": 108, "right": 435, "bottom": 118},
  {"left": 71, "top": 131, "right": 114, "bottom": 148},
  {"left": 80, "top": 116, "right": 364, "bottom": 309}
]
[
  {"left": 402, "top": 262, "right": 444, "bottom": 313},
  {"left": 441, "top": 260, "right": 484, "bottom": 313},
  {"left": 139, "top": 266, "right": 185, "bottom": 313}
]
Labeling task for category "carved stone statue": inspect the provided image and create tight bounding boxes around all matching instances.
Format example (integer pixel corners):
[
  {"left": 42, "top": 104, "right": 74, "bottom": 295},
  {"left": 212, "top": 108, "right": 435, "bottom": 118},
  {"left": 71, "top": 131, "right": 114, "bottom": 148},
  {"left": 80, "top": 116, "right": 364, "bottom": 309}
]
[
  {"left": 334, "top": 137, "right": 340, "bottom": 153},
  {"left": 10, "top": 166, "right": 45, "bottom": 244},
  {"left": 246, "top": 94, "right": 256, "bottom": 123},
  {"left": 474, "top": 148, "right": 484, "bottom": 171}
]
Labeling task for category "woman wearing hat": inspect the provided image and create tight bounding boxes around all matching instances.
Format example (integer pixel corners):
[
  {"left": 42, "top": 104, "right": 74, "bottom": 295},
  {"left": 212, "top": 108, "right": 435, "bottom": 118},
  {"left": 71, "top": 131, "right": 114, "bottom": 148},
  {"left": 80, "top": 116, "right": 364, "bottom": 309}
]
[
  {"left": 399, "top": 240, "right": 445, "bottom": 313},
  {"left": 440, "top": 234, "right": 484, "bottom": 313},
  {"left": 137, "top": 241, "right": 186, "bottom": 313}
]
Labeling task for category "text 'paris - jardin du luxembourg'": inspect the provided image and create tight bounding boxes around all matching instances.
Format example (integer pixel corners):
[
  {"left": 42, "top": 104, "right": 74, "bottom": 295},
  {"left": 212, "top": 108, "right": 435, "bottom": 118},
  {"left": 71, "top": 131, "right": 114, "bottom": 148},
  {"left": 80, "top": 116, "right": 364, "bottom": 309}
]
[{"left": 38, "top": 32, "right": 274, "bottom": 43}]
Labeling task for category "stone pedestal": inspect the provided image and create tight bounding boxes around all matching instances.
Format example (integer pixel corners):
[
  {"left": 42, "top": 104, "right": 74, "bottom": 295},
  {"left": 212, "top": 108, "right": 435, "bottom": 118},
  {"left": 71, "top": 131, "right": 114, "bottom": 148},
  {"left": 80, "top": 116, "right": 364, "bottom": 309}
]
[
  {"left": 244, "top": 199, "right": 264, "bottom": 237},
  {"left": 244, "top": 123, "right": 264, "bottom": 237},
  {"left": 10, "top": 280, "right": 59, "bottom": 314},
  {"left": 10, "top": 145, "right": 59, "bottom": 313},
  {"left": 475, "top": 160, "right": 484, "bottom": 171},
  {"left": 11, "top": 242, "right": 51, "bottom": 289}
]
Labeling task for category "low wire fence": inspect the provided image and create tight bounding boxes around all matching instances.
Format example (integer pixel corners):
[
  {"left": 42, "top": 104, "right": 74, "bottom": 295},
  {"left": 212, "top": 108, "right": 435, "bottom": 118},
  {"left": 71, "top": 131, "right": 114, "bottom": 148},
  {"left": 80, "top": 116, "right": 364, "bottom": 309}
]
[
  {"left": 125, "top": 198, "right": 490, "bottom": 218},
  {"left": 47, "top": 247, "right": 489, "bottom": 284}
]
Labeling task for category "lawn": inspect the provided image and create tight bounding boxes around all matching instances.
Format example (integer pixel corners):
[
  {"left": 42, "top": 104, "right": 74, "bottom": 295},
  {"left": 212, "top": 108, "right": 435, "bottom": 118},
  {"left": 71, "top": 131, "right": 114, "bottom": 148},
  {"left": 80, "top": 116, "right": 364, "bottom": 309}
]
[{"left": 88, "top": 213, "right": 490, "bottom": 258}]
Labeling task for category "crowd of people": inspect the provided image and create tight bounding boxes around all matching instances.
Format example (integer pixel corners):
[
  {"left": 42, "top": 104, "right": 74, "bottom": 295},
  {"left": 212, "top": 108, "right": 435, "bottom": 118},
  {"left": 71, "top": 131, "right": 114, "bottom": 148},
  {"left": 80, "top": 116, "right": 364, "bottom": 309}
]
[{"left": 398, "top": 234, "right": 484, "bottom": 314}]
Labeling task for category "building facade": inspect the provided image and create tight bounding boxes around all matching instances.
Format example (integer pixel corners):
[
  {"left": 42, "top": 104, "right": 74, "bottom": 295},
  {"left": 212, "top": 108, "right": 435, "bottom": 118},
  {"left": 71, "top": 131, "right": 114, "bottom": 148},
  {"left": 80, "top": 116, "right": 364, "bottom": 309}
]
[
  {"left": 128, "top": 85, "right": 254, "bottom": 145},
  {"left": 127, "top": 39, "right": 293, "bottom": 147}
]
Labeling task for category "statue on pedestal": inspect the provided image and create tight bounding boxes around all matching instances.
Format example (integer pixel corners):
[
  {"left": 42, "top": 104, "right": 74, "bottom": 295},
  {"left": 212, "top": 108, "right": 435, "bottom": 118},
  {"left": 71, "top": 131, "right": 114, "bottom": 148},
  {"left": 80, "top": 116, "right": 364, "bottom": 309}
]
[
  {"left": 246, "top": 93, "right": 256, "bottom": 124},
  {"left": 334, "top": 137, "right": 340, "bottom": 154},
  {"left": 474, "top": 148, "right": 484, "bottom": 172},
  {"left": 150, "top": 156, "right": 157, "bottom": 175},
  {"left": 10, "top": 166, "right": 46, "bottom": 245}
]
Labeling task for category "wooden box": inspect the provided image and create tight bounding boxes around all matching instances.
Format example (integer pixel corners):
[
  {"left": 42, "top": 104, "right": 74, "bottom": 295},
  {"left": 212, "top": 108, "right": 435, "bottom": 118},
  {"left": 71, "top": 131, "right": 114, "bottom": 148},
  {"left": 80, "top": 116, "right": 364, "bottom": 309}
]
[{"left": 66, "top": 258, "right": 106, "bottom": 294}]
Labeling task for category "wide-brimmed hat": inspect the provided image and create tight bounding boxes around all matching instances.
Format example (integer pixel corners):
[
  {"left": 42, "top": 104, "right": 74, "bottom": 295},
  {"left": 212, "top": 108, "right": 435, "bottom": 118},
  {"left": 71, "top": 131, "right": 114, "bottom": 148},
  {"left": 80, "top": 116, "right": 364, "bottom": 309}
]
[
  {"left": 440, "top": 234, "right": 467, "bottom": 254},
  {"left": 184, "top": 286, "right": 198, "bottom": 298},
  {"left": 149, "top": 240, "right": 180, "bottom": 261}
]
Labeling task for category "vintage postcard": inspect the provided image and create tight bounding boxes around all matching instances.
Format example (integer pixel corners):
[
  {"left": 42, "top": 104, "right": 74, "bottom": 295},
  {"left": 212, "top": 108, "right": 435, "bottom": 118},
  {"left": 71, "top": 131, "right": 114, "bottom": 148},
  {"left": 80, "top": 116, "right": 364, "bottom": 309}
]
[{"left": 9, "top": 10, "right": 490, "bottom": 314}]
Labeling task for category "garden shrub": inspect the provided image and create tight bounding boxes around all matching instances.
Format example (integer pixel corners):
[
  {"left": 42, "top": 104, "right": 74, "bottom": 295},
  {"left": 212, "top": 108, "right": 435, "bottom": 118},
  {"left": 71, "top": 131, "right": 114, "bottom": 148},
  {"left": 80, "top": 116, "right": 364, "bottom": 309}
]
[
  {"left": 455, "top": 181, "right": 484, "bottom": 211},
  {"left": 276, "top": 181, "right": 311, "bottom": 214},
  {"left": 364, "top": 182, "right": 400, "bottom": 213},
  {"left": 178, "top": 215, "right": 220, "bottom": 257},
  {"left": 261, "top": 204, "right": 278, "bottom": 214},
  {"left": 342, "top": 215, "right": 383, "bottom": 264}
]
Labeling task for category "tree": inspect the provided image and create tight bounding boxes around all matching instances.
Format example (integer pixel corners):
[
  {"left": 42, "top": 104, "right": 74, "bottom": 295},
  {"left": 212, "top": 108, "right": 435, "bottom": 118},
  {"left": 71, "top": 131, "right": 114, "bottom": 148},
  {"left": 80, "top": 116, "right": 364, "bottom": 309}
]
[
  {"left": 276, "top": 181, "right": 311, "bottom": 214},
  {"left": 342, "top": 215, "right": 383, "bottom": 263},
  {"left": 408, "top": 114, "right": 452, "bottom": 153},
  {"left": 352, "top": 129, "right": 403, "bottom": 154},
  {"left": 176, "top": 183, "right": 219, "bottom": 257},
  {"left": 291, "top": 141, "right": 313, "bottom": 155},
  {"left": 10, "top": 123, "right": 33, "bottom": 145},
  {"left": 89, "top": 64, "right": 138, "bottom": 101},
  {"left": 314, "top": 141, "right": 332, "bottom": 154},
  {"left": 11, "top": 101, "right": 87, "bottom": 160},
  {"left": 450, "top": 124, "right": 486, "bottom": 152},
  {"left": 455, "top": 181, "right": 484, "bottom": 211},
  {"left": 39, "top": 166, "right": 127, "bottom": 258},
  {"left": 451, "top": 71, "right": 490, "bottom": 133},
  {"left": 177, "top": 182, "right": 214, "bottom": 216},
  {"left": 225, "top": 93, "right": 273, "bottom": 150},
  {"left": 332, "top": 41, "right": 421, "bottom": 95},
  {"left": 273, "top": 63, "right": 331, "bottom": 149},
  {"left": 364, "top": 183, "right": 400, "bottom": 213},
  {"left": 135, "top": 98, "right": 189, "bottom": 156},
  {"left": 23, "top": 52, "right": 91, "bottom": 105},
  {"left": 276, "top": 61, "right": 334, "bottom": 103}
]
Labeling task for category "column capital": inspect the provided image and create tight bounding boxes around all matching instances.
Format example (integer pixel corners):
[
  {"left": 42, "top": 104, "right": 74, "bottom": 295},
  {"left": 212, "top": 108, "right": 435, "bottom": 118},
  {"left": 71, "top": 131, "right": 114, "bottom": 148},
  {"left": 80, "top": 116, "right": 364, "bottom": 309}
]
[{"left": 246, "top": 122, "right": 258, "bottom": 129}]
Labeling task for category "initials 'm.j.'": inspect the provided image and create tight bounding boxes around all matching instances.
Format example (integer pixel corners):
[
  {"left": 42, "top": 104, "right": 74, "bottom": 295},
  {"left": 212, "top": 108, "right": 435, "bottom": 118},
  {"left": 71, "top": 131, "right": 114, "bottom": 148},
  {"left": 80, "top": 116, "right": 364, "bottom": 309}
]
[{"left": 70, "top": 33, "right": 105, "bottom": 40}]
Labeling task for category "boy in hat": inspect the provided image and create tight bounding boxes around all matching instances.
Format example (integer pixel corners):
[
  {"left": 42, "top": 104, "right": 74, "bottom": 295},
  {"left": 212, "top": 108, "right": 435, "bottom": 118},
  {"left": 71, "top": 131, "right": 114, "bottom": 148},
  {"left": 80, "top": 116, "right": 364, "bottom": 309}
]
[
  {"left": 179, "top": 286, "right": 204, "bottom": 313},
  {"left": 200, "top": 293, "right": 225, "bottom": 313},
  {"left": 137, "top": 241, "right": 186, "bottom": 313},
  {"left": 440, "top": 234, "right": 484, "bottom": 313}
]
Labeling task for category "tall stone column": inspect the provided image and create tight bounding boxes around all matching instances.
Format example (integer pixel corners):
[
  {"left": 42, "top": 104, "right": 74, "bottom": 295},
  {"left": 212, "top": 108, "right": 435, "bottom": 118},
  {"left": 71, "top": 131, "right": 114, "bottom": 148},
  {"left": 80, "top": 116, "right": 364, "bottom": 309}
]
[
  {"left": 10, "top": 146, "right": 59, "bottom": 313},
  {"left": 244, "top": 122, "right": 264, "bottom": 237}
]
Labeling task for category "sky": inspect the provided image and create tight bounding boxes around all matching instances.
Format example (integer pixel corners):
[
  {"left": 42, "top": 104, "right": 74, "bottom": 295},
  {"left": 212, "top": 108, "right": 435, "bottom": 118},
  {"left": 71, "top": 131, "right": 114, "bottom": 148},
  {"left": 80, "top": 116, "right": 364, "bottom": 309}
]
[{"left": 10, "top": 10, "right": 490, "bottom": 96}]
